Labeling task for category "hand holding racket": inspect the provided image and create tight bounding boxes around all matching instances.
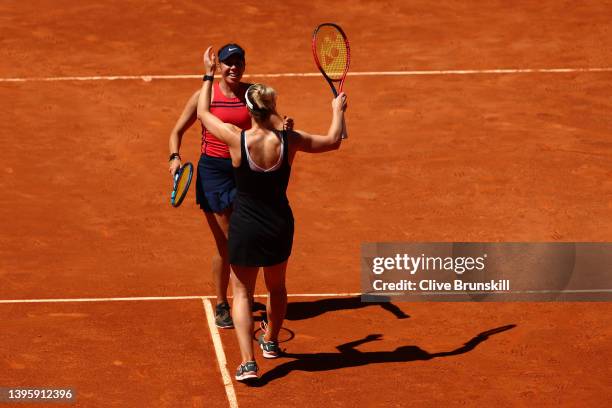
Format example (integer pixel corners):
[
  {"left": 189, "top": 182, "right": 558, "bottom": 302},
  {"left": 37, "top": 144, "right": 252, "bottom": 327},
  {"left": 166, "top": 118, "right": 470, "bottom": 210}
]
[
  {"left": 169, "top": 157, "right": 182, "bottom": 177},
  {"left": 332, "top": 92, "right": 348, "bottom": 113},
  {"left": 312, "top": 23, "right": 350, "bottom": 139}
]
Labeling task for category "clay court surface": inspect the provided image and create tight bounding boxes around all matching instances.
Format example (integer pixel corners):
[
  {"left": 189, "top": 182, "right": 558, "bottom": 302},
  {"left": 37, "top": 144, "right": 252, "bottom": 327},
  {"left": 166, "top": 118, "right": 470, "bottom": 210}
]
[{"left": 1, "top": 1, "right": 611, "bottom": 406}]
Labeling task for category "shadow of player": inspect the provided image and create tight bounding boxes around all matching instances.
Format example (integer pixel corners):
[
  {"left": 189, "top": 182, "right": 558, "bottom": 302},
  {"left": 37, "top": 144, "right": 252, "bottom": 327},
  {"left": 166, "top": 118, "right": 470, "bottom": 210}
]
[
  {"left": 252, "top": 295, "right": 409, "bottom": 322},
  {"left": 250, "top": 324, "right": 515, "bottom": 385}
]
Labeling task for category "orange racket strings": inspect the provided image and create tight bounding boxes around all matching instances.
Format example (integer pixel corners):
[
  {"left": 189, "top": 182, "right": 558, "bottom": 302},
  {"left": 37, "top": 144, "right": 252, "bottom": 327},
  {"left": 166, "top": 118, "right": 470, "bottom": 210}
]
[{"left": 315, "top": 26, "right": 348, "bottom": 81}]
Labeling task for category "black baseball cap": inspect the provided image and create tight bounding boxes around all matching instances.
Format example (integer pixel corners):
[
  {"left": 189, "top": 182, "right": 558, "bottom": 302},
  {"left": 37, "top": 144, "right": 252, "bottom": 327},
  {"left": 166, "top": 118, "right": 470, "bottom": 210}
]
[{"left": 218, "top": 44, "right": 245, "bottom": 62}]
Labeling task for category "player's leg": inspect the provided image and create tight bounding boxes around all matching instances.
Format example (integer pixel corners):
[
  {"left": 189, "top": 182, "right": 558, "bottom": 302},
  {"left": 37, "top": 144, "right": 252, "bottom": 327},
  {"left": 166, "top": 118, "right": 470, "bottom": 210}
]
[
  {"left": 260, "top": 261, "right": 288, "bottom": 358},
  {"left": 204, "top": 208, "right": 233, "bottom": 328},
  {"left": 231, "top": 264, "right": 259, "bottom": 363}
]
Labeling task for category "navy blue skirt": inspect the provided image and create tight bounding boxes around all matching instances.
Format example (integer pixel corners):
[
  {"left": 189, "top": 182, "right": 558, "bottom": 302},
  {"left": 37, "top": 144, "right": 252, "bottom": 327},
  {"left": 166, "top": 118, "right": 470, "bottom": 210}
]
[{"left": 195, "top": 154, "right": 237, "bottom": 213}]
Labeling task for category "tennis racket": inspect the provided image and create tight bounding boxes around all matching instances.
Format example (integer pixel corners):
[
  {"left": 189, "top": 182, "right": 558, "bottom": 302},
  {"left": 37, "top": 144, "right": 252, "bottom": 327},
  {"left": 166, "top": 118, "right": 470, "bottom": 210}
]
[
  {"left": 312, "top": 23, "right": 350, "bottom": 139},
  {"left": 170, "top": 162, "right": 193, "bottom": 207}
]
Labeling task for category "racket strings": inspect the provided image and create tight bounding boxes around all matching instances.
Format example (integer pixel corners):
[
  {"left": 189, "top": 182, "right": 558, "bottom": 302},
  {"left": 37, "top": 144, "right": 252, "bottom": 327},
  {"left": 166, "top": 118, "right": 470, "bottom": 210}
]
[
  {"left": 171, "top": 163, "right": 193, "bottom": 207},
  {"left": 176, "top": 171, "right": 190, "bottom": 197},
  {"left": 315, "top": 27, "right": 348, "bottom": 80}
]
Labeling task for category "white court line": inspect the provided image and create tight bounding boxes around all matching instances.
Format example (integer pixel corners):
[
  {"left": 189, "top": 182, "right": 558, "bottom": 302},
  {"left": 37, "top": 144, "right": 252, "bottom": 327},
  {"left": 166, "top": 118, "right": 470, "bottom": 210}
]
[
  {"left": 0, "top": 295, "right": 206, "bottom": 304},
  {"left": 0, "top": 292, "right": 363, "bottom": 304},
  {"left": 202, "top": 299, "right": 238, "bottom": 408},
  {"left": 0, "top": 290, "right": 607, "bottom": 304},
  {"left": 0, "top": 67, "right": 611, "bottom": 83},
  {"left": 255, "top": 292, "right": 362, "bottom": 298}
]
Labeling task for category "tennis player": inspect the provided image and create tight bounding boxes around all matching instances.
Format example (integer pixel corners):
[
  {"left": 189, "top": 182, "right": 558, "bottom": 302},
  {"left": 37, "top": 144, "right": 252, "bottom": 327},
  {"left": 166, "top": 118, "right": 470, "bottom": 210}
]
[
  {"left": 197, "top": 46, "right": 347, "bottom": 381},
  {"left": 168, "top": 44, "right": 292, "bottom": 329}
]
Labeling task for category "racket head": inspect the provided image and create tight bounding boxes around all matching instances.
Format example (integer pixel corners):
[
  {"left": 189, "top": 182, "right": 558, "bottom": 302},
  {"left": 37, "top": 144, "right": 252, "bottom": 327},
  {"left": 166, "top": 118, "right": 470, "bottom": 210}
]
[
  {"left": 252, "top": 326, "right": 295, "bottom": 344},
  {"left": 312, "top": 23, "right": 351, "bottom": 94},
  {"left": 170, "top": 162, "right": 194, "bottom": 207}
]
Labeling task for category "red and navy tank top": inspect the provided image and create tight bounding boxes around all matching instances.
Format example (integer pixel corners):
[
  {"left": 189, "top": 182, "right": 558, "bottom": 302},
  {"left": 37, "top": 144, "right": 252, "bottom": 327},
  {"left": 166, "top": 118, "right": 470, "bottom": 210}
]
[{"left": 201, "top": 82, "right": 252, "bottom": 158}]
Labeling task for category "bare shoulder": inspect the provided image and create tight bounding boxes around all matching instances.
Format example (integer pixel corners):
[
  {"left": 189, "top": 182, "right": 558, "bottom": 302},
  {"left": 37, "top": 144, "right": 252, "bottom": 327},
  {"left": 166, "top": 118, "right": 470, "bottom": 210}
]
[
  {"left": 288, "top": 128, "right": 311, "bottom": 139},
  {"left": 190, "top": 86, "right": 217, "bottom": 108},
  {"left": 187, "top": 89, "right": 201, "bottom": 107},
  {"left": 287, "top": 129, "right": 308, "bottom": 138},
  {"left": 285, "top": 129, "right": 306, "bottom": 151}
]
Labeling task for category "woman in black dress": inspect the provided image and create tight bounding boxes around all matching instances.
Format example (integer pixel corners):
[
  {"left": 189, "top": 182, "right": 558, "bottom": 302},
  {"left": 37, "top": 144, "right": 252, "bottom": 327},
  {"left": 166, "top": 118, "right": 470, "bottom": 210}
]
[{"left": 197, "top": 46, "right": 347, "bottom": 381}]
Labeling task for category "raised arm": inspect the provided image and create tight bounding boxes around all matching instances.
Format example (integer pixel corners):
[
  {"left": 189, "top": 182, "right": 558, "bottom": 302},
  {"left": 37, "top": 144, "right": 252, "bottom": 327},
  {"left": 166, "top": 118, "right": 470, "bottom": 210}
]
[
  {"left": 293, "top": 93, "right": 347, "bottom": 153},
  {"left": 196, "top": 46, "right": 241, "bottom": 147},
  {"left": 197, "top": 47, "right": 240, "bottom": 147},
  {"left": 168, "top": 90, "right": 199, "bottom": 175}
]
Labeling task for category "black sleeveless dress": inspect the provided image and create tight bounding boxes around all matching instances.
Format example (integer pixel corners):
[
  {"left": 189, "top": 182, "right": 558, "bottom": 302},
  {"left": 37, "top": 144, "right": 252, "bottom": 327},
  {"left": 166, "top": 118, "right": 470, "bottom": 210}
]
[{"left": 228, "top": 130, "right": 294, "bottom": 267}]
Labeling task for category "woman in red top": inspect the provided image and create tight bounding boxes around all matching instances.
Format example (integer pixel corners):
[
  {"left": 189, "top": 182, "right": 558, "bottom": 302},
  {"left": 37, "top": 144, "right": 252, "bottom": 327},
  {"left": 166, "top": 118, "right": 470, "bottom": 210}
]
[{"left": 168, "top": 44, "right": 291, "bottom": 329}]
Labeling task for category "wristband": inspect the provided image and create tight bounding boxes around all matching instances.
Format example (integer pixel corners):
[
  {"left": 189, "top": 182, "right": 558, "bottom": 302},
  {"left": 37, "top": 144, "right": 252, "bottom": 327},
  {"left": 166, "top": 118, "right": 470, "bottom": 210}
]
[
  {"left": 203, "top": 74, "right": 214, "bottom": 82},
  {"left": 169, "top": 153, "right": 181, "bottom": 162}
]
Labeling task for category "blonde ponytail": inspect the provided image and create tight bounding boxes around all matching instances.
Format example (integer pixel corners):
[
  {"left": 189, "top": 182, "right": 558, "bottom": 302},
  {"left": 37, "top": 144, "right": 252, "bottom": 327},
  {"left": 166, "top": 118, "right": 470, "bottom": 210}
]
[{"left": 245, "top": 83, "right": 277, "bottom": 121}]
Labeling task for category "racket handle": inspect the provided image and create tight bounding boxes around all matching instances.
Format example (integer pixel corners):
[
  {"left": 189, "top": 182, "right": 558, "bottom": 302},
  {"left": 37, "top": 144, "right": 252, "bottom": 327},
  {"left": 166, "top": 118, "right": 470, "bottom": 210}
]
[
  {"left": 341, "top": 116, "right": 348, "bottom": 140},
  {"left": 170, "top": 171, "right": 179, "bottom": 203}
]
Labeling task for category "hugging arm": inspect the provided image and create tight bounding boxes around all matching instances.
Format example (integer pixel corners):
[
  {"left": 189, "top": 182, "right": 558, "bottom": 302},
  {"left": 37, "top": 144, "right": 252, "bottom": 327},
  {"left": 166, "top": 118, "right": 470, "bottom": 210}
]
[{"left": 271, "top": 114, "right": 294, "bottom": 131}]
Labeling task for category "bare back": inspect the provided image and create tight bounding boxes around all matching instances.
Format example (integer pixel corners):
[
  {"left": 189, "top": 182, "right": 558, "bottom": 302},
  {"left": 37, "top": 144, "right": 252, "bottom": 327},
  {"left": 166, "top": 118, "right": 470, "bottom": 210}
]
[{"left": 232, "top": 128, "right": 292, "bottom": 170}]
